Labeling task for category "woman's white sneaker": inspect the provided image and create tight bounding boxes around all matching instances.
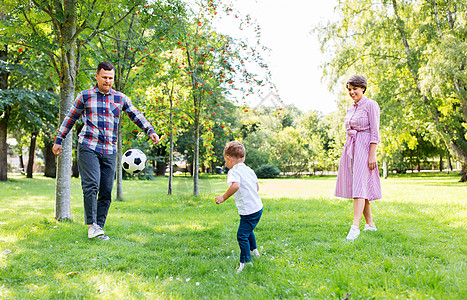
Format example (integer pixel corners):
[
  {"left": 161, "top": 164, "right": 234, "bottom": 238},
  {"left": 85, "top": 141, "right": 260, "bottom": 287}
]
[
  {"left": 346, "top": 225, "right": 360, "bottom": 241},
  {"left": 363, "top": 224, "right": 377, "bottom": 231}
]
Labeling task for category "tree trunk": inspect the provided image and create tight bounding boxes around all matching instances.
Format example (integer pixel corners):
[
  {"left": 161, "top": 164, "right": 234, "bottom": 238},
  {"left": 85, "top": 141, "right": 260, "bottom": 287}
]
[
  {"left": 460, "top": 165, "right": 467, "bottom": 182},
  {"left": 115, "top": 64, "right": 124, "bottom": 201},
  {"left": 168, "top": 104, "right": 174, "bottom": 195},
  {"left": 392, "top": 0, "right": 467, "bottom": 176},
  {"left": 43, "top": 140, "right": 56, "bottom": 178},
  {"left": 439, "top": 152, "right": 443, "bottom": 172},
  {"left": 193, "top": 102, "right": 200, "bottom": 197},
  {"left": 19, "top": 153, "right": 25, "bottom": 173},
  {"left": 446, "top": 148, "right": 452, "bottom": 174},
  {"left": 71, "top": 160, "right": 79, "bottom": 178},
  {"left": 0, "top": 45, "right": 9, "bottom": 182},
  {"left": 156, "top": 161, "right": 166, "bottom": 176},
  {"left": 26, "top": 132, "right": 37, "bottom": 178},
  {"left": 0, "top": 113, "right": 8, "bottom": 181},
  {"left": 54, "top": 0, "right": 77, "bottom": 221},
  {"left": 185, "top": 43, "right": 200, "bottom": 197}
]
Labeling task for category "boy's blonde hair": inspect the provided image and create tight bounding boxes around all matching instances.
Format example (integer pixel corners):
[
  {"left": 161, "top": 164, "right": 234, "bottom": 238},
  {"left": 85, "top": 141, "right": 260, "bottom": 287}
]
[{"left": 224, "top": 141, "right": 245, "bottom": 159}]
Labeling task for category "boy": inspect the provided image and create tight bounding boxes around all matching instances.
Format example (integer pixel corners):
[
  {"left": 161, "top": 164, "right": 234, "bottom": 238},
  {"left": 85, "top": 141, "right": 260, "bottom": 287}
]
[{"left": 215, "top": 141, "right": 263, "bottom": 273}]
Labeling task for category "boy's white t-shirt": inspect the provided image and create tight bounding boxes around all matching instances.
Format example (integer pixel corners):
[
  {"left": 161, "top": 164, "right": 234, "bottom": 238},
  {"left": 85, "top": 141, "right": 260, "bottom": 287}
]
[{"left": 227, "top": 162, "right": 263, "bottom": 215}]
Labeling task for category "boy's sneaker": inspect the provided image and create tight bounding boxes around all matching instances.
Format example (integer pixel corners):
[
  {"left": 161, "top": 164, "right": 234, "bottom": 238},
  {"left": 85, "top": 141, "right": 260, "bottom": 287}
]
[
  {"left": 88, "top": 223, "right": 104, "bottom": 238},
  {"left": 346, "top": 225, "right": 360, "bottom": 241},
  {"left": 363, "top": 224, "right": 377, "bottom": 231},
  {"left": 97, "top": 234, "right": 110, "bottom": 241},
  {"left": 236, "top": 262, "right": 253, "bottom": 273},
  {"left": 251, "top": 248, "right": 260, "bottom": 258}
]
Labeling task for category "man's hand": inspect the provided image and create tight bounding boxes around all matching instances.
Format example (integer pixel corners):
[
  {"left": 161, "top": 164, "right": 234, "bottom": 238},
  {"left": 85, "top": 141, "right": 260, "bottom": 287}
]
[
  {"left": 215, "top": 195, "right": 225, "bottom": 204},
  {"left": 52, "top": 144, "right": 62, "bottom": 156},
  {"left": 150, "top": 133, "right": 160, "bottom": 144}
]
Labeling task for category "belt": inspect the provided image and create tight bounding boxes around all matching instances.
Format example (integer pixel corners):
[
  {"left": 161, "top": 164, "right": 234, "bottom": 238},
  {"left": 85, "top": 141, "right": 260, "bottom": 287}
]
[{"left": 345, "top": 129, "right": 370, "bottom": 168}]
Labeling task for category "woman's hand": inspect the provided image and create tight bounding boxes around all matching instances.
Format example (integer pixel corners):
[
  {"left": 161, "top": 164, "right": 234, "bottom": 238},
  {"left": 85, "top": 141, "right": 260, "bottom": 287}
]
[{"left": 369, "top": 155, "right": 377, "bottom": 170}]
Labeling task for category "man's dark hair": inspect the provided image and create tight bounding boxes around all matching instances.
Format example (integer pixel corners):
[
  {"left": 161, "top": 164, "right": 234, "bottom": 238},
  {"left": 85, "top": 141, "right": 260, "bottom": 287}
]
[
  {"left": 97, "top": 62, "right": 115, "bottom": 73},
  {"left": 346, "top": 75, "right": 367, "bottom": 94}
]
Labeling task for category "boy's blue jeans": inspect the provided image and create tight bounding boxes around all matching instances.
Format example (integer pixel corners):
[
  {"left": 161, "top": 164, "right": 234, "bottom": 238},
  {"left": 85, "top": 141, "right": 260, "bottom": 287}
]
[{"left": 237, "top": 208, "right": 263, "bottom": 263}]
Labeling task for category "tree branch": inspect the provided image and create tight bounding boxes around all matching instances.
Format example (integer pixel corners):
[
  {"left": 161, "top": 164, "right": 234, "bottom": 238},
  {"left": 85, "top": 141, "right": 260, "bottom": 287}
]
[
  {"left": 74, "top": 0, "right": 99, "bottom": 36},
  {"left": 103, "top": 5, "right": 139, "bottom": 32}
]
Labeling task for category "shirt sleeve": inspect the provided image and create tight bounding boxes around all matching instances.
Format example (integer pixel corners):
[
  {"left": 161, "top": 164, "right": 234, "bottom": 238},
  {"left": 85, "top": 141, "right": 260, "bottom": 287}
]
[
  {"left": 227, "top": 169, "right": 241, "bottom": 186},
  {"left": 122, "top": 95, "right": 156, "bottom": 135},
  {"left": 368, "top": 100, "right": 381, "bottom": 144},
  {"left": 54, "top": 92, "right": 85, "bottom": 145}
]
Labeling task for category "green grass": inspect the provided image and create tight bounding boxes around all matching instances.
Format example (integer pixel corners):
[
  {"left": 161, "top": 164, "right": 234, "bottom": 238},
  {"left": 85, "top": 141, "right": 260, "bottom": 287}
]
[{"left": 0, "top": 173, "right": 466, "bottom": 299}]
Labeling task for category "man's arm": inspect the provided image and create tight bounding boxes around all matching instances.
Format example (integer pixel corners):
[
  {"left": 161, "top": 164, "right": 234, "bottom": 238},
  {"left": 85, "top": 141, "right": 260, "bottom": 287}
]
[
  {"left": 53, "top": 93, "right": 85, "bottom": 156},
  {"left": 123, "top": 96, "right": 158, "bottom": 143}
]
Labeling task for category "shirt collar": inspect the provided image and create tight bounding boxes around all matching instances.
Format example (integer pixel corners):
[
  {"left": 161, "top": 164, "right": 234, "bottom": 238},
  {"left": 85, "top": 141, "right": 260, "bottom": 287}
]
[
  {"left": 232, "top": 162, "right": 245, "bottom": 169},
  {"left": 94, "top": 84, "right": 114, "bottom": 96},
  {"left": 353, "top": 96, "right": 368, "bottom": 107}
]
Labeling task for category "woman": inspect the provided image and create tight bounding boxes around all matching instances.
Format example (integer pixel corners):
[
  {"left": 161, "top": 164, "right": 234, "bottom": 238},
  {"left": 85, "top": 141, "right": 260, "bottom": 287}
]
[{"left": 335, "top": 75, "right": 382, "bottom": 241}]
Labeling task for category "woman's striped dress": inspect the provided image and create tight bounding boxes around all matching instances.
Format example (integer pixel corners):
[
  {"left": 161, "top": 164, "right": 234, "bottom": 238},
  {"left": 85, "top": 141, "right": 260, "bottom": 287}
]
[{"left": 334, "top": 97, "right": 382, "bottom": 201}]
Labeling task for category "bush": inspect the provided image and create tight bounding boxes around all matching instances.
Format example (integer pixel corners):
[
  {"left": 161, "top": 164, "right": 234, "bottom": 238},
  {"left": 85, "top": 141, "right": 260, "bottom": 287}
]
[{"left": 255, "top": 164, "right": 281, "bottom": 178}]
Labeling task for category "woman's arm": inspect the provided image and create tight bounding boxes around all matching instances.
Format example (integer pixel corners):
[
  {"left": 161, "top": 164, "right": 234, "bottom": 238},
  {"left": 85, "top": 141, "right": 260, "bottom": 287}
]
[{"left": 369, "top": 143, "right": 378, "bottom": 170}]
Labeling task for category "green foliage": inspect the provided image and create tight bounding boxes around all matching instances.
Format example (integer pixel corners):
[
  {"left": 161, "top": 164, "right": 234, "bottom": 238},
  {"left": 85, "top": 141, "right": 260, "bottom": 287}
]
[
  {"left": 236, "top": 105, "right": 343, "bottom": 175},
  {"left": 255, "top": 164, "right": 280, "bottom": 178},
  {"left": 316, "top": 0, "right": 467, "bottom": 168},
  {"left": 244, "top": 144, "right": 270, "bottom": 170},
  {"left": 0, "top": 88, "right": 57, "bottom": 132}
]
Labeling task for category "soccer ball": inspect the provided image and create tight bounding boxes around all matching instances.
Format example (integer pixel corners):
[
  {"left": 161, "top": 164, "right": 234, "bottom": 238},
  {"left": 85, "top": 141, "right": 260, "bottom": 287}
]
[{"left": 122, "top": 149, "right": 147, "bottom": 174}]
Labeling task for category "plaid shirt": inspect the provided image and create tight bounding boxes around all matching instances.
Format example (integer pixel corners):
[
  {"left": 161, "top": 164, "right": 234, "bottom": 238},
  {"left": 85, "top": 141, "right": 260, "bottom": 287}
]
[{"left": 55, "top": 85, "right": 155, "bottom": 154}]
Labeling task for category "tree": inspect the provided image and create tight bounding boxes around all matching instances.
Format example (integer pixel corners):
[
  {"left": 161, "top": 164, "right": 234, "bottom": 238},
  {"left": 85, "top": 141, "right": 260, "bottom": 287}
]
[
  {"left": 77, "top": 1, "right": 186, "bottom": 199},
  {"left": 1, "top": 0, "right": 157, "bottom": 219},
  {"left": 154, "top": 0, "right": 274, "bottom": 196},
  {"left": 316, "top": 0, "right": 467, "bottom": 181},
  {"left": 0, "top": 37, "right": 57, "bottom": 180}
]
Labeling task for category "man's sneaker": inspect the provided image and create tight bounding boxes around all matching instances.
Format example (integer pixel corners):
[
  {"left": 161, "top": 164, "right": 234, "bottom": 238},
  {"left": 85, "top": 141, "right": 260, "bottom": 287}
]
[
  {"left": 236, "top": 262, "right": 253, "bottom": 273},
  {"left": 97, "top": 234, "right": 110, "bottom": 241},
  {"left": 363, "top": 224, "right": 377, "bottom": 231},
  {"left": 251, "top": 248, "right": 260, "bottom": 258},
  {"left": 346, "top": 225, "right": 360, "bottom": 241},
  {"left": 88, "top": 223, "right": 104, "bottom": 238}
]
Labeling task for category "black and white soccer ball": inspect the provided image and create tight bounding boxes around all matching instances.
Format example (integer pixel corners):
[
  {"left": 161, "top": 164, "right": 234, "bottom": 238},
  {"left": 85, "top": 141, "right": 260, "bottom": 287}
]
[{"left": 122, "top": 149, "right": 147, "bottom": 174}]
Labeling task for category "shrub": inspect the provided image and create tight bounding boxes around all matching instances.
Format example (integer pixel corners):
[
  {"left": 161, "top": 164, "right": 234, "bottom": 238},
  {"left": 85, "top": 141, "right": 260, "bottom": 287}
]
[{"left": 255, "top": 164, "right": 281, "bottom": 178}]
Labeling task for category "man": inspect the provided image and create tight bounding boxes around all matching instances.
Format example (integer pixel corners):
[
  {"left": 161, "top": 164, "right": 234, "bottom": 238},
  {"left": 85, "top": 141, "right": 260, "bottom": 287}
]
[{"left": 53, "top": 62, "right": 159, "bottom": 240}]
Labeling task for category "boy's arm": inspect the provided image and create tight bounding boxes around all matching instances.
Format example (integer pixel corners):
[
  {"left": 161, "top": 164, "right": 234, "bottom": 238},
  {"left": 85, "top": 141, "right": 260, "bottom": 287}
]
[
  {"left": 257, "top": 182, "right": 259, "bottom": 192},
  {"left": 215, "top": 182, "right": 240, "bottom": 204}
]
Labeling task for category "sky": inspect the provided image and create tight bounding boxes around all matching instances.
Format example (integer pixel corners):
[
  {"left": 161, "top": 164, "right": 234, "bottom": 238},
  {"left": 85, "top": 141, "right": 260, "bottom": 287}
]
[{"left": 213, "top": 0, "right": 339, "bottom": 115}]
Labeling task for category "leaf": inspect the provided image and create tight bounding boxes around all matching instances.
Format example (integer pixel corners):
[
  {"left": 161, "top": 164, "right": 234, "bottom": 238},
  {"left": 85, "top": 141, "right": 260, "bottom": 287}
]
[{"left": 66, "top": 271, "right": 80, "bottom": 276}]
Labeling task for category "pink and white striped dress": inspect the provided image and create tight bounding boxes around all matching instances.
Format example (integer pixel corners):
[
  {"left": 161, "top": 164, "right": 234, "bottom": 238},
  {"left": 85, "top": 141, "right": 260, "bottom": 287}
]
[{"left": 335, "top": 96, "right": 382, "bottom": 201}]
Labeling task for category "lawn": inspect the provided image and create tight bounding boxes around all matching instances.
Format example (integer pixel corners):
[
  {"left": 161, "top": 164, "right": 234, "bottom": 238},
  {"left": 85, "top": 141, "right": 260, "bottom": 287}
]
[{"left": 0, "top": 173, "right": 466, "bottom": 299}]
